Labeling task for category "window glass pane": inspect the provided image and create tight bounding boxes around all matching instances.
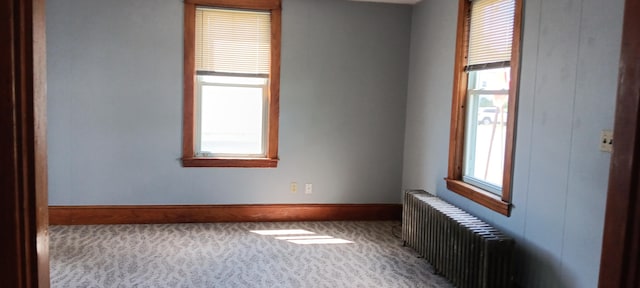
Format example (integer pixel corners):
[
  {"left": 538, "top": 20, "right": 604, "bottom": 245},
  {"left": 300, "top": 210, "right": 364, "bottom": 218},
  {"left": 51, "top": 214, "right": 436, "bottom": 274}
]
[
  {"left": 463, "top": 67, "right": 510, "bottom": 192},
  {"left": 199, "top": 85, "right": 265, "bottom": 155}
]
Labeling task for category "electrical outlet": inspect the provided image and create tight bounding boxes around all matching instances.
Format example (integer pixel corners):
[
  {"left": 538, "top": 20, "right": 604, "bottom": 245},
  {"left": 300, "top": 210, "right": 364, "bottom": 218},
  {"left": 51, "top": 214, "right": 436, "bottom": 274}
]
[
  {"left": 305, "top": 183, "right": 312, "bottom": 194},
  {"left": 290, "top": 182, "right": 298, "bottom": 193},
  {"left": 600, "top": 130, "right": 613, "bottom": 153}
]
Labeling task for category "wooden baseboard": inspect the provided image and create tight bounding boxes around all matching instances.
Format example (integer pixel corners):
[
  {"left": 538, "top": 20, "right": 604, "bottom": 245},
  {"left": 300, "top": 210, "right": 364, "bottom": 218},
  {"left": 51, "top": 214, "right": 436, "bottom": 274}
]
[{"left": 49, "top": 204, "right": 402, "bottom": 225}]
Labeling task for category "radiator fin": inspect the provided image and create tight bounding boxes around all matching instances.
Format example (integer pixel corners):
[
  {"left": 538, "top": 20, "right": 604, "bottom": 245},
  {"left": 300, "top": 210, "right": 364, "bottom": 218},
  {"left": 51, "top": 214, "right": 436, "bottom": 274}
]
[{"left": 402, "top": 190, "right": 514, "bottom": 288}]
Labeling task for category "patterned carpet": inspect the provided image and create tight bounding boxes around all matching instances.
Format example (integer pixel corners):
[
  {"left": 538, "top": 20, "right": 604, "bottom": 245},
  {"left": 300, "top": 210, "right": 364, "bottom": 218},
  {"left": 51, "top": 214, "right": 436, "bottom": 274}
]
[{"left": 50, "top": 221, "right": 453, "bottom": 288}]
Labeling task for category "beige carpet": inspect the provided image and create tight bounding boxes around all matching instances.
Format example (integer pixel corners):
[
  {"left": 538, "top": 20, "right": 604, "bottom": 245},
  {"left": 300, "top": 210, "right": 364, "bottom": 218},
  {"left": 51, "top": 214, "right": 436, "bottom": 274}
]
[{"left": 50, "top": 221, "right": 453, "bottom": 288}]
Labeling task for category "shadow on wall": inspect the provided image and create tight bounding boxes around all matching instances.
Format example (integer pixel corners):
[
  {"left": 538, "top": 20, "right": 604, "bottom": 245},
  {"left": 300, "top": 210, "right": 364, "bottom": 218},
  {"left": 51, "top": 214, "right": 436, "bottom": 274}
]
[{"left": 513, "top": 242, "right": 572, "bottom": 288}]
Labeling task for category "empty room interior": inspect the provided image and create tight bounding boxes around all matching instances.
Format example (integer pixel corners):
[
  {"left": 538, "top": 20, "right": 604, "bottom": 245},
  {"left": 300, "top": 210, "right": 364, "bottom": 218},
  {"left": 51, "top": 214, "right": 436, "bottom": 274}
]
[{"left": 43, "top": 0, "right": 628, "bottom": 287}]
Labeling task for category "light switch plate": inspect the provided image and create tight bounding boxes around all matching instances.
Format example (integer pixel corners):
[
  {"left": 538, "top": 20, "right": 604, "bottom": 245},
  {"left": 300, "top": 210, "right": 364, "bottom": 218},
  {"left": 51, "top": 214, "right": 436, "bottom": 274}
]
[{"left": 600, "top": 130, "right": 613, "bottom": 152}]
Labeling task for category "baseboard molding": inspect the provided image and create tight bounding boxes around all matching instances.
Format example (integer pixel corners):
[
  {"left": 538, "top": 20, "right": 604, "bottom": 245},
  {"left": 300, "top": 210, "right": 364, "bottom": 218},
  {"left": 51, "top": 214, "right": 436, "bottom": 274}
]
[{"left": 49, "top": 204, "right": 402, "bottom": 225}]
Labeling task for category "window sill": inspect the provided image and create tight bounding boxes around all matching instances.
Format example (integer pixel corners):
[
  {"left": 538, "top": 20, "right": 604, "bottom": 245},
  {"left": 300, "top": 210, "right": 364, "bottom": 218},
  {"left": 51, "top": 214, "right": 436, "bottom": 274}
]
[
  {"left": 444, "top": 178, "right": 511, "bottom": 216},
  {"left": 182, "top": 157, "right": 279, "bottom": 168}
]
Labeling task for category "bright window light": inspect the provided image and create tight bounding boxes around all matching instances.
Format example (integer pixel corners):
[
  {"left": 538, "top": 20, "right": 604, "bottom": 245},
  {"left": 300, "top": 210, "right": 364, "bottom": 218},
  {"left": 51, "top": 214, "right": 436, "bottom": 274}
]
[
  {"left": 463, "top": 67, "right": 510, "bottom": 194},
  {"left": 198, "top": 83, "right": 265, "bottom": 156}
]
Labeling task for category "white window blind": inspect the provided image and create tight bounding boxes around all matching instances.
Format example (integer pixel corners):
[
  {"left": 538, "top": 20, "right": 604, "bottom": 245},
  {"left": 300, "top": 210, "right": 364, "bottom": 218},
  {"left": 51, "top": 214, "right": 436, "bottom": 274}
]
[
  {"left": 195, "top": 7, "right": 271, "bottom": 75},
  {"left": 467, "top": 0, "right": 515, "bottom": 68}
]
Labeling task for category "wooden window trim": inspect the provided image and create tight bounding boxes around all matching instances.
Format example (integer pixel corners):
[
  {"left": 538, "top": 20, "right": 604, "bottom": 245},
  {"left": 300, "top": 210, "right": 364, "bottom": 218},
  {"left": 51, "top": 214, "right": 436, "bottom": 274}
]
[
  {"left": 181, "top": 157, "right": 278, "bottom": 168},
  {"left": 184, "top": 0, "right": 281, "bottom": 10},
  {"left": 445, "top": 0, "right": 523, "bottom": 216},
  {"left": 182, "top": 0, "right": 281, "bottom": 168}
]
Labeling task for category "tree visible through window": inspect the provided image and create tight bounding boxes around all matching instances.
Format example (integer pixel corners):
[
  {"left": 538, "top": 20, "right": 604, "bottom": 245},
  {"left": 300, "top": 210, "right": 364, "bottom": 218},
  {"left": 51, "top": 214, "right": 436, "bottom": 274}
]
[
  {"left": 182, "top": 0, "right": 281, "bottom": 168},
  {"left": 446, "top": 0, "right": 522, "bottom": 216}
]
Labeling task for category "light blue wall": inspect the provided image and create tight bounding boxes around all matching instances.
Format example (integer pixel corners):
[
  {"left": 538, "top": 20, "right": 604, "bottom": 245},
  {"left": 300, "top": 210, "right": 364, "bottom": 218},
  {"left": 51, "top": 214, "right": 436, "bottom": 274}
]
[
  {"left": 49, "top": 0, "right": 625, "bottom": 285},
  {"left": 47, "top": 0, "right": 412, "bottom": 205},
  {"left": 403, "top": 0, "right": 624, "bottom": 287}
]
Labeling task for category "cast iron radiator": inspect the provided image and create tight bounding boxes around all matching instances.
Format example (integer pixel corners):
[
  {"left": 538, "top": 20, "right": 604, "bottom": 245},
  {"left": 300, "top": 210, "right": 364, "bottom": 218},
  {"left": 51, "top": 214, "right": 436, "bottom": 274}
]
[{"left": 402, "top": 190, "right": 514, "bottom": 288}]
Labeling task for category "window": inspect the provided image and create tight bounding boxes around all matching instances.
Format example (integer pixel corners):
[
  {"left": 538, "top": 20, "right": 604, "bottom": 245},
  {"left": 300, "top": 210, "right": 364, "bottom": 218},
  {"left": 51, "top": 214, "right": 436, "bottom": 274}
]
[
  {"left": 182, "top": 0, "right": 281, "bottom": 168},
  {"left": 446, "top": 0, "right": 522, "bottom": 216}
]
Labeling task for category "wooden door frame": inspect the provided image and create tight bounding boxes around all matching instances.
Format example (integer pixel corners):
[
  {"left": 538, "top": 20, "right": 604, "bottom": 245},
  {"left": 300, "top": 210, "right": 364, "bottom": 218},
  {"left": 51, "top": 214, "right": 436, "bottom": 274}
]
[
  {"left": 0, "top": 0, "right": 49, "bottom": 287},
  {"left": 598, "top": 0, "right": 640, "bottom": 287}
]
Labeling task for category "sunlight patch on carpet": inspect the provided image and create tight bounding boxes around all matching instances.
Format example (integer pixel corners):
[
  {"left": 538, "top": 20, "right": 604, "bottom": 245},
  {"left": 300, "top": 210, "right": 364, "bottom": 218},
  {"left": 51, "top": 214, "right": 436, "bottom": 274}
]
[
  {"left": 287, "top": 238, "right": 354, "bottom": 245},
  {"left": 249, "top": 229, "right": 315, "bottom": 236},
  {"left": 250, "top": 229, "right": 354, "bottom": 245},
  {"left": 274, "top": 235, "right": 333, "bottom": 240}
]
